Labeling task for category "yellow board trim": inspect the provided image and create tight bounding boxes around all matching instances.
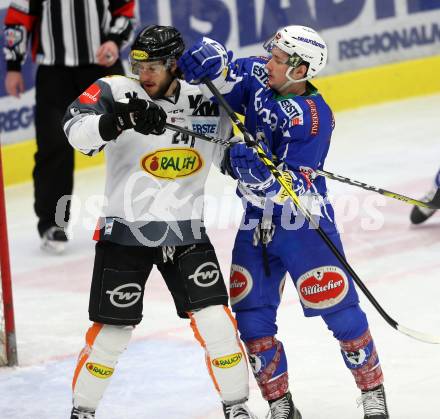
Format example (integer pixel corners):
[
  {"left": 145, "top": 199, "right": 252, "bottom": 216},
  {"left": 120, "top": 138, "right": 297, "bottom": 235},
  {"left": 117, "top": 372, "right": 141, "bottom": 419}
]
[
  {"left": 2, "top": 140, "right": 104, "bottom": 186},
  {"left": 314, "top": 54, "right": 440, "bottom": 112},
  {"left": 3, "top": 54, "right": 440, "bottom": 186}
]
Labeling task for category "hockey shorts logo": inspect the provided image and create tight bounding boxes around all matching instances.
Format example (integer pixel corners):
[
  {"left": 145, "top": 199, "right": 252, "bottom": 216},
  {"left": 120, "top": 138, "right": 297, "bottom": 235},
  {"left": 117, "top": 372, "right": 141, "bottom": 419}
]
[
  {"left": 86, "top": 362, "right": 114, "bottom": 379},
  {"left": 141, "top": 148, "right": 203, "bottom": 180},
  {"left": 296, "top": 266, "right": 349, "bottom": 309},
  {"left": 188, "top": 262, "right": 220, "bottom": 287},
  {"left": 79, "top": 83, "right": 101, "bottom": 104},
  {"left": 230, "top": 265, "right": 253, "bottom": 306},
  {"left": 106, "top": 283, "right": 142, "bottom": 308},
  {"left": 212, "top": 352, "right": 243, "bottom": 369}
]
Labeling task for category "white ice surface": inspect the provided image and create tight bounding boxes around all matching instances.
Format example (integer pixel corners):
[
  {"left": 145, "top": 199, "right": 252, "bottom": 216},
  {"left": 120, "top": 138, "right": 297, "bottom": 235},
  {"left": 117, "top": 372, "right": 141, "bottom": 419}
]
[{"left": 1, "top": 94, "right": 440, "bottom": 419}]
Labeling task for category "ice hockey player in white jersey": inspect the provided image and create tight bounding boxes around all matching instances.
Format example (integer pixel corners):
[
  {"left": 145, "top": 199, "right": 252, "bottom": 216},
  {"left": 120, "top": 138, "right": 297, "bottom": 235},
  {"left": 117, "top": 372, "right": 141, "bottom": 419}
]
[{"left": 63, "top": 25, "right": 256, "bottom": 419}]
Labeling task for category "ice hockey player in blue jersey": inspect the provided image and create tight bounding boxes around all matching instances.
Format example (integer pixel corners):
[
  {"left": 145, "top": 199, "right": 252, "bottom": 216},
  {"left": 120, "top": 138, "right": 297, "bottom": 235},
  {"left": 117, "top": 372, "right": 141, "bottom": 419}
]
[
  {"left": 410, "top": 167, "right": 440, "bottom": 224},
  {"left": 179, "top": 26, "right": 389, "bottom": 419}
]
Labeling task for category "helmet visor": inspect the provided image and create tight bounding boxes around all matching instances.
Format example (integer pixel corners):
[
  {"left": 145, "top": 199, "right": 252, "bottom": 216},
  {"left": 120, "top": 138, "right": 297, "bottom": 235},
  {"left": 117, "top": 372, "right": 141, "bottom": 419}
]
[
  {"left": 262, "top": 32, "right": 277, "bottom": 54},
  {"left": 263, "top": 35, "right": 305, "bottom": 69},
  {"left": 129, "top": 50, "right": 174, "bottom": 75}
]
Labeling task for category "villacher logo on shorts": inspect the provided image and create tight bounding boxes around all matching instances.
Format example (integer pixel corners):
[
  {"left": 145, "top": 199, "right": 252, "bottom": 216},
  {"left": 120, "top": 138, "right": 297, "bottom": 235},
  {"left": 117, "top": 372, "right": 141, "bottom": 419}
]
[
  {"left": 229, "top": 264, "right": 253, "bottom": 305},
  {"left": 296, "top": 265, "right": 349, "bottom": 309},
  {"left": 188, "top": 262, "right": 220, "bottom": 287},
  {"left": 106, "top": 283, "right": 142, "bottom": 308}
]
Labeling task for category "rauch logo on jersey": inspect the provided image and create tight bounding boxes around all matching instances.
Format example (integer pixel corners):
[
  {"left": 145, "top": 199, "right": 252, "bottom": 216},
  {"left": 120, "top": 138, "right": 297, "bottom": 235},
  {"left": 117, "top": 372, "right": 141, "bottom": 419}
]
[
  {"left": 79, "top": 83, "right": 101, "bottom": 104},
  {"left": 296, "top": 266, "right": 349, "bottom": 309},
  {"left": 141, "top": 148, "right": 203, "bottom": 180}
]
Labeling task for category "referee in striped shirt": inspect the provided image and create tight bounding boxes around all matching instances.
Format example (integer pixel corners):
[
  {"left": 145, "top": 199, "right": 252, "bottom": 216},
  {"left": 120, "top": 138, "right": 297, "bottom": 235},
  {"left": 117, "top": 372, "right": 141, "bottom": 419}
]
[{"left": 3, "top": 0, "right": 135, "bottom": 254}]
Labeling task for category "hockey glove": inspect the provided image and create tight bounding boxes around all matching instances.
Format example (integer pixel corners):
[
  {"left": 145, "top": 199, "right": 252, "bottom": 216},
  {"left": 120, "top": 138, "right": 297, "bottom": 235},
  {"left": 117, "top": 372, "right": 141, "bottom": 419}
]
[
  {"left": 178, "top": 37, "right": 232, "bottom": 84},
  {"left": 132, "top": 100, "right": 167, "bottom": 136},
  {"left": 99, "top": 98, "right": 167, "bottom": 141},
  {"left": 228, "top": 142, "right": 276, "bottom": 191}
]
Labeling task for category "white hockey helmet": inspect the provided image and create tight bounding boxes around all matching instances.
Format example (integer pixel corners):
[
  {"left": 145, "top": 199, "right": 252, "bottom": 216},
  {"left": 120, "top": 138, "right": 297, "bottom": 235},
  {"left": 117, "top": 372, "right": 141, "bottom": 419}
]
[{"left": 263, "top": 25, "right": 327, "bottom": 82}]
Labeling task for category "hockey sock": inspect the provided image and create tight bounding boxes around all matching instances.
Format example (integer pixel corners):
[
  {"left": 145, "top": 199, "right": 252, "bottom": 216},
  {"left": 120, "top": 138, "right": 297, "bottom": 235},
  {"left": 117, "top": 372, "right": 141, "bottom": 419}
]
[
  {"left": 245, "top": 336, "right": 289, "bottom": 400},
  {"left": 339, "top": 328, "right": 384, "bottom": 390}
]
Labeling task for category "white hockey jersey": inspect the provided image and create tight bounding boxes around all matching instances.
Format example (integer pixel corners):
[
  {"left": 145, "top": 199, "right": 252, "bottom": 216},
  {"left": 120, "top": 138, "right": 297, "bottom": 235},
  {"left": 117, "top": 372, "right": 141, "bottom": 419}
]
[{"left": 63, "top": 75, "right": 232, "bottom": 246}]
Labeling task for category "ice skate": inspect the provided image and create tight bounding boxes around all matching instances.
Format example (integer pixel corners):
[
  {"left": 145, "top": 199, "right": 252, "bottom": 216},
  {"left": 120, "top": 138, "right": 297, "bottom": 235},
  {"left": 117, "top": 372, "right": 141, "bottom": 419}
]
[
  {"left": 359, "top": 384, "right": 389, "bottom": 418},
  {"left": 223, "top": 401, "right": 258, "bottom": 418},
  {"left": 70, "top": 407, "right": 95, "bottom": 419},
  {"left": 266, "top": 391, "right": 302, "bottom": 419},
  {"left": 41, "top": 226, "right": 68, "bottom": 254},
  {"left": 410, "top": 187, "right": 439, "bottom": 224}
]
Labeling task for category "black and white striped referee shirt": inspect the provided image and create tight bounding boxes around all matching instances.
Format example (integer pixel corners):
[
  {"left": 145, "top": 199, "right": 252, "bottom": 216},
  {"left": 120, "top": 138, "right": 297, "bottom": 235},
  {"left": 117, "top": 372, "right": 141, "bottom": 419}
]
[{"left": 4, "top": 0, "right": 135, "bottom": 71}]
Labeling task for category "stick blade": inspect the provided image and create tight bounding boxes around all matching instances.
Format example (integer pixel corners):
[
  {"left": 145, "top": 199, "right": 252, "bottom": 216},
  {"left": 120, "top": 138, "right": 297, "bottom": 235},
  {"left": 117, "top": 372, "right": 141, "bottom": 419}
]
[{"left": 397, "top": 324, "right": 440, "bottom": 344}]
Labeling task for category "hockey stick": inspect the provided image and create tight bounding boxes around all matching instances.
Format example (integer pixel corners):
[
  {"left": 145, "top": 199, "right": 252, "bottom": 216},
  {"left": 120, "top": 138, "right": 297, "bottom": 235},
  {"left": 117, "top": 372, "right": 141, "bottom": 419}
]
[
  {"left": 164, "top": 123, "right": 230, "bottom": 146},
  {"left": 201, "top": 77, "right": 440, "bottom": 344},
  {"left": 315, "top": 169, "right": 440, "bottom": 210},
  {"left": 164, "top": 123, "right": 440, "bottom": 210}
]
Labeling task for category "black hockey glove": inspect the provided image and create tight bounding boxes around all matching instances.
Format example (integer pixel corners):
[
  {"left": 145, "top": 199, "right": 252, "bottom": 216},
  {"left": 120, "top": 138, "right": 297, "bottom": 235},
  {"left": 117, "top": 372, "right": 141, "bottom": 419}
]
[
  {"left": 132, "top": 99, "right": 167, "bottom": 136},
  {"left": 98, "top": 98, "right": 167, "bottom": 141}
]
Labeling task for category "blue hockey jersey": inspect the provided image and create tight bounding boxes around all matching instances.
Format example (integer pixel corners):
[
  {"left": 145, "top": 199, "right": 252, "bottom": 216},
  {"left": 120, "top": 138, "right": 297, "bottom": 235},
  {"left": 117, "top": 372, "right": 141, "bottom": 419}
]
[{"left": 215, "top": 56, "right": 335, "bottom": 220}]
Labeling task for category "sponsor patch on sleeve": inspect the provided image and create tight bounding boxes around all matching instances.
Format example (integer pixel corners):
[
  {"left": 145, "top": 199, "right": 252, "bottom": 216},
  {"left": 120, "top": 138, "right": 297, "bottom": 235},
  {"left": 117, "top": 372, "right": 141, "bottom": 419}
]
[
  {"left": 279, "top": 99, "right": 304, "bottom": 126},
  {"left": 251, "top": 62, "right": 269, "bottom": 87},
  {"left": 305, "top": 99, "right": 319, "bottom": 135},
  {"left": 79, "top": 83, "right": 101, "bottom": 104}
]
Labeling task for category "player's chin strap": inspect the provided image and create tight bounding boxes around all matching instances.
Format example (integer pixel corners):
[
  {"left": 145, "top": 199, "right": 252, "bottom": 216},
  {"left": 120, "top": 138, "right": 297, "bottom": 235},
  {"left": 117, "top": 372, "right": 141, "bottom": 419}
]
[
  {"left": 194, "top": 76, "right": 440, "bottom": 345},
  {"left": 163, "top": 122, "right": 440, "bottom": 211}
]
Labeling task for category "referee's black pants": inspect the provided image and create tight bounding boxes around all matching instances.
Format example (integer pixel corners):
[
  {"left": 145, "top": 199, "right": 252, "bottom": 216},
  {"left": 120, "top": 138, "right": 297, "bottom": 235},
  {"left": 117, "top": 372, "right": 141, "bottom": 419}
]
[{"left": 33, "top": 61, "right": 124, "bottom": 237}]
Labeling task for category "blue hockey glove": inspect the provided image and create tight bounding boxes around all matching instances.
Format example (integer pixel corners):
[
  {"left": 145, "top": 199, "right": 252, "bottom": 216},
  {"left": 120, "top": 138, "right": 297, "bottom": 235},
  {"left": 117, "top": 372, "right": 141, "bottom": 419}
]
[
  {"left": 178, "top": 37, "right": 232, "bottom": 84},
  {"left": 229, "top": 142, "right": 276, "bottom": 190}
]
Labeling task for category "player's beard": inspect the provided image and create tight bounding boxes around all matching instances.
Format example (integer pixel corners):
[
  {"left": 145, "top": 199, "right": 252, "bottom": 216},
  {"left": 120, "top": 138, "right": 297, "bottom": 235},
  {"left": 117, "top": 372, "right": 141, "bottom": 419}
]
[{"left": 148, "top": 71, "right": 175, "bottom": 99}]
